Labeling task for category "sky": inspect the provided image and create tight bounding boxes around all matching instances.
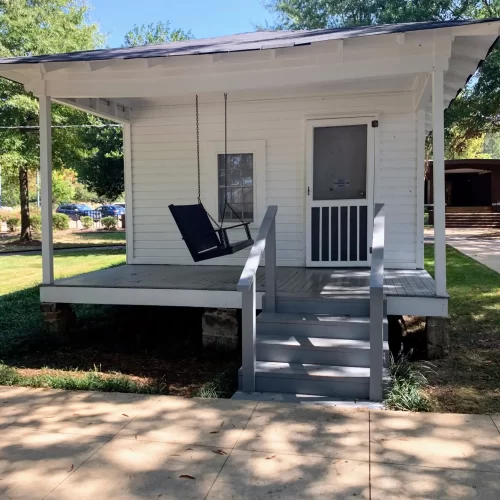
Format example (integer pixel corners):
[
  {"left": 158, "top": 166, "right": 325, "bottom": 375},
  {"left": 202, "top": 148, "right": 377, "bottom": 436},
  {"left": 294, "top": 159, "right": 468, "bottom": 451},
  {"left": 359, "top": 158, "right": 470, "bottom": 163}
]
[{"left": 89, "top": 0, "right": 274, "bottom": 48}]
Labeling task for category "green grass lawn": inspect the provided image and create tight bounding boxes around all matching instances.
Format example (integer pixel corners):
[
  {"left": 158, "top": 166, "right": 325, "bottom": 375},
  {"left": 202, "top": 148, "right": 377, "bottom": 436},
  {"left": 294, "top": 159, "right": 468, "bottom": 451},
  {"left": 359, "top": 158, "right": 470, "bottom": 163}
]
[
  {"left": 2, "top": 243, "right": 498, "bottom": 409},
  {"left": 0, "top": 248, "right": 236, "bottom": 397},
  {"left": 0, "top": 249, "right": 126, "bottom": 359},
  {"left": 424, "top": 244, "right": 500, "bottom": 414},
  {"left": 0, "top": 249, "right": 126, "bottom": 296}
]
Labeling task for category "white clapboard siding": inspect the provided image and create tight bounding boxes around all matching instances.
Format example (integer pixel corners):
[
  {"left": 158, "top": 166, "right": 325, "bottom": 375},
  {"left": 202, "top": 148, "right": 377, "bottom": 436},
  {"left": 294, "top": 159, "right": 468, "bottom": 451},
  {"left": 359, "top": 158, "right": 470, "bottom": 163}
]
[{"left": 130, "top": 92, "right": 417, "bottom": 267}]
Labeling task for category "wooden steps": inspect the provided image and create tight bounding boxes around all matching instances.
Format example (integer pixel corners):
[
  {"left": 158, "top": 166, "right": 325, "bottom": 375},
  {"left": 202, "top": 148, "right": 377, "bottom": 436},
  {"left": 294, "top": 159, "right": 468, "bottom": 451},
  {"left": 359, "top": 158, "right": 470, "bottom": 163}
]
[
  {"left": 238, "top": 295, "right": 389, "bottom": 400},
  {"left": 446, "top": 212, "right": 500, "bottom": 228}
]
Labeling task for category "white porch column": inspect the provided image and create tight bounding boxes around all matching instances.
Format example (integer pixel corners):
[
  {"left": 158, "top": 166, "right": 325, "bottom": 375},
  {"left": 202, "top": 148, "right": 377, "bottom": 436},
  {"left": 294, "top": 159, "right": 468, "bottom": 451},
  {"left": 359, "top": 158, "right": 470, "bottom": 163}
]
[
  {"left": 432, "top": 71, "right": 446, "bottom": 296},
  {"left": 40, "top": 96, "right": 54, "bottom": 285}
]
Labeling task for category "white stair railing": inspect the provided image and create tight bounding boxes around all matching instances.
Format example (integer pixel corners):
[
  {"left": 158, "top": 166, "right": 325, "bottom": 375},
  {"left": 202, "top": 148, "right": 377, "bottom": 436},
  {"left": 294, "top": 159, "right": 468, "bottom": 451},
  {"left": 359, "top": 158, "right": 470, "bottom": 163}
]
[
  {"left": 369, "top": 203, "right": 385, "bottom": 401},
  {"left": 237, "top": 205, "right": 278, "bottom": 392}
]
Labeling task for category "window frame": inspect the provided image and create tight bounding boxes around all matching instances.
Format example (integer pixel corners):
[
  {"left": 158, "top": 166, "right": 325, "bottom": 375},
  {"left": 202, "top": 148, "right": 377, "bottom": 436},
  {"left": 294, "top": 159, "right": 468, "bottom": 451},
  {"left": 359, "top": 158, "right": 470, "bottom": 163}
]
[{"left": 203, "top": 140, "right": 266, "bottom": 228}]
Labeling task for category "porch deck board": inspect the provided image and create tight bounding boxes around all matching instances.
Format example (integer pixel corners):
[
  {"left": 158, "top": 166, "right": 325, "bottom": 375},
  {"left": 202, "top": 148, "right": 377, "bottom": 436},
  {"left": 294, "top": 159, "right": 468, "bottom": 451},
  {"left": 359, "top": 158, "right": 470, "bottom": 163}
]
[{"left": 52, "top": 265, "right": 439, "bottom": 298}]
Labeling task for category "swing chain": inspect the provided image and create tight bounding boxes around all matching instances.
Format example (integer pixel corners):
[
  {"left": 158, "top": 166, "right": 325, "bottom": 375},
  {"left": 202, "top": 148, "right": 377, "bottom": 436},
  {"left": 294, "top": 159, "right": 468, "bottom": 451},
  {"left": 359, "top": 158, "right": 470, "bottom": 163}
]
[
  {"left": 196, "top": 95, "right": 220, "bottom": 228},
  {"left": 196, "top": 95, "right": 201, "bottom": 204},
  {"left": 221, "top": 93, "right": 228, "bottom": 225},
  {"left": 194, "top": 93, "right": 246, "bottom": 229}
]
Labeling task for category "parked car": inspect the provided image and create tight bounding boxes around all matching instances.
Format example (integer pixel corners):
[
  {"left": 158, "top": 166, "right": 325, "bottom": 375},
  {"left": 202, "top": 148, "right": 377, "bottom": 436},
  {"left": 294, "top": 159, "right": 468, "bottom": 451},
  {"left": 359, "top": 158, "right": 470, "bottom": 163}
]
[
  {"left": 96, "top": 204, "right": 126, "bottom": 217},
  {"left": 114, "top": 203, "right": 126, "bottom": 209},
  {"left": 56, "top": 203, "right": 93, "bottom": 220}
]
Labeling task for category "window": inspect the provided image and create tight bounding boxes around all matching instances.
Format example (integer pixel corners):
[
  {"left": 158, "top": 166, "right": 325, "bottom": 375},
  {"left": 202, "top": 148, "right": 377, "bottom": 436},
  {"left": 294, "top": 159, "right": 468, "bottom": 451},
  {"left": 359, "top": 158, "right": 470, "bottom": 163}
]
[{"left": 218, "top": 153, "right": 254, "bottom": 222}]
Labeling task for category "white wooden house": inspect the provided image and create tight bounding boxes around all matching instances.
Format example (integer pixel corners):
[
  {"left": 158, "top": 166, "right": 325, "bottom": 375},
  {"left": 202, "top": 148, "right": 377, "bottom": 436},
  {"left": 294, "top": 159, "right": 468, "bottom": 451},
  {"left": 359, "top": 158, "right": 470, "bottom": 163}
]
[{"left": 1, "top": 18, "right": 498, "bottom": 401}]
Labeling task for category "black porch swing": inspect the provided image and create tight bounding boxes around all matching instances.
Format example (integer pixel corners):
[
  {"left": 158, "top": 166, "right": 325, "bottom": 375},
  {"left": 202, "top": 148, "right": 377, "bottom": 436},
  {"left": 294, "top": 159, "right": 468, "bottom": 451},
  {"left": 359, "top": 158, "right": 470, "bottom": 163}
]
[{"left": 169, "top": 94, "right": 254, "bottom": 262}]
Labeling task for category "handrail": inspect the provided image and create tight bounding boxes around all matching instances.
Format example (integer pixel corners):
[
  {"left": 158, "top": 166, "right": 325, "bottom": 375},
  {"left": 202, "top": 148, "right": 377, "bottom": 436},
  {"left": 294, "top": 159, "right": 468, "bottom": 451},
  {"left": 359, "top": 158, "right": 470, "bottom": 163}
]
[
  {"left": 369, "top": 203, "right": 385, "bottom": 401},
  {"left": 237, "top": 205, "right": 278, "bottom": 292},
  {"left": 238, "top": 205, "right": 278, "bottom": 392}
]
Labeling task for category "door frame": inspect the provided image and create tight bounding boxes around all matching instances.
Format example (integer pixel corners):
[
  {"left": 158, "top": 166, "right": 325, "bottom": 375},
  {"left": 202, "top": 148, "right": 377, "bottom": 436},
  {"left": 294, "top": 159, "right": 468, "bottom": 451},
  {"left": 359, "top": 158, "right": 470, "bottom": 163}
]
[{"left": 305, "top": 116, "right": 377, "bottom": 267}]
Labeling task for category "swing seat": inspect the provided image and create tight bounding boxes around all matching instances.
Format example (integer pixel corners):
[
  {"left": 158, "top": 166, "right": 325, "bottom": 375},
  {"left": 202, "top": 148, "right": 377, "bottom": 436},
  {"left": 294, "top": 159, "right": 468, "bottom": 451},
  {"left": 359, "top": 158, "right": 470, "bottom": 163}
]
[{"left": 169, "top": 203, "right": 254, "bottom": 262}]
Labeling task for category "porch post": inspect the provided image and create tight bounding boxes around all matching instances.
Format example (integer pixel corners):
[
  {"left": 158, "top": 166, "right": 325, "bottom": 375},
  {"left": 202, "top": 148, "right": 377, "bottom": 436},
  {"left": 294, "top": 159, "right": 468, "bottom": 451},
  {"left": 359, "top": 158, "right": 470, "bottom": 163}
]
[
  {"left": 432, "top": 71, "right": 446, "bottom": 296},
  {"left": 40, "top": 96, "right": 54, "bottom": 284}
]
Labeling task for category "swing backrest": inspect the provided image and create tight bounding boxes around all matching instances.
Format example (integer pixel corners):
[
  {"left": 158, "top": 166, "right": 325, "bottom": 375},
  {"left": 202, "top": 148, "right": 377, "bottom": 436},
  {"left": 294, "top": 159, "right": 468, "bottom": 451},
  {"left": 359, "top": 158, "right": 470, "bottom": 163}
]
[{"left": 169, "top": 203, "right": 221, "bottom": 255}]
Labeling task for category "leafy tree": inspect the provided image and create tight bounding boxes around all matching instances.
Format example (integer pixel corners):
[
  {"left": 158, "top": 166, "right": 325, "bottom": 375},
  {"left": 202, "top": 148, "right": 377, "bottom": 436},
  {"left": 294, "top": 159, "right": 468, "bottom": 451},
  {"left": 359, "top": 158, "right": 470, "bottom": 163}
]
[
  {"left": 124, "top": 21, "right": 192, "bottom": 46},
  {"left": 264, "top": 0, "right": 473, "bottom": 30},
  {"left": 52, "top": 169, "right": 76, "bottom": 204},
  {"left": 483, "top": 132, "right": 500, "bottom": 157},
  {"left": 75, "top": 122, "right": 124, "bottom": 200},
  {"left": 446, "top": 132, "right": 491, "bottom": 159},
  {"left": 265, "top": 0, "right": 500, "bottom": 157},
  {"left": 0, "top": 0, "right": 102, "bottom": 241}
]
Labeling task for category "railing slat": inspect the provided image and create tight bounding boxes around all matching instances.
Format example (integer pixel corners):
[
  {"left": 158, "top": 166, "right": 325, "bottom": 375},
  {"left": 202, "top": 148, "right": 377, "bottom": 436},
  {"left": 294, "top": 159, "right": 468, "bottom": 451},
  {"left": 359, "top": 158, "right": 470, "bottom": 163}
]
[
  {"left": 238, "top": 205, "right": 278, "bottom": 393},
  {"left": 241, "top": 280, "right": 256, "bottom": 392},
  {"left": 369, "top": 203, "right": 385, "bottom": 401},
  {"left": 264, "top": 217, "right": 276, "bottom": 312}
]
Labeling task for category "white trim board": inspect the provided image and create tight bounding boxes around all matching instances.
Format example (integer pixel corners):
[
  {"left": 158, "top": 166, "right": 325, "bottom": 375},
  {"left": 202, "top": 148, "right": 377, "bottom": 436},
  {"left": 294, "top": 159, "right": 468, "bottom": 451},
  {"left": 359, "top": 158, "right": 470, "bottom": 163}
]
[
  {"left": 123, "top": 123, "right": 134, "bottom": 263},
  {"left": 40, "top": 286, "right": 448, "bottom": 317},
  {"left": 305, "top": 116, "right": 376, "bottom": 267},
  {"left": 40, "top": 286, "right": 264, "bottom": 310},
  {"left": 387, "top": 295, "right": 448, "bottom": 317}
]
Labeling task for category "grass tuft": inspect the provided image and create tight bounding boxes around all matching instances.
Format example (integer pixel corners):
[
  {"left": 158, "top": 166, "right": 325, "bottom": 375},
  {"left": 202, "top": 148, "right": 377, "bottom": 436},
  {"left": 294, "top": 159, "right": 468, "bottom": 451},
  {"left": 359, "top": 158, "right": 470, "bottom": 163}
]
[
  {"left": 0, "top": 363, "right": 169, "bottom": 395},
  {"left": 194, "top": 362, "right": 238, "bottom": 398},
  {"left": 385, "top": 355, "right": 433, "bottom": 412}
]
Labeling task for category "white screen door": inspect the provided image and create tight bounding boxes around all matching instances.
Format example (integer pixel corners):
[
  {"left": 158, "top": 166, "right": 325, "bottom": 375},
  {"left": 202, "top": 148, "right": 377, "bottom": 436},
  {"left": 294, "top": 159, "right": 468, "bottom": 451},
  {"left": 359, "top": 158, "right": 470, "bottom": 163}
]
[{"left": 306, "top": 118, "right": 375, "bottom": 267}]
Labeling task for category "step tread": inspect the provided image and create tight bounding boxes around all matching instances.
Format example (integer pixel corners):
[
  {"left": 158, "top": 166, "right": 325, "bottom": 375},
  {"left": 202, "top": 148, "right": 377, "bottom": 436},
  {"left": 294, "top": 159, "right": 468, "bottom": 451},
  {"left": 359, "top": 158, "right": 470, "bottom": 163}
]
[
  {"left": 257, "top": 311, "right": 383, "bottom": 325},
  {"left": 276, "top": 294, "right": 370, "bottom": 301},
  {"left": 253, "top": 361, "right": 370, "bottom": 379},
  {"left": 256, "top": 334, "right": 389, "bottom": 351}
]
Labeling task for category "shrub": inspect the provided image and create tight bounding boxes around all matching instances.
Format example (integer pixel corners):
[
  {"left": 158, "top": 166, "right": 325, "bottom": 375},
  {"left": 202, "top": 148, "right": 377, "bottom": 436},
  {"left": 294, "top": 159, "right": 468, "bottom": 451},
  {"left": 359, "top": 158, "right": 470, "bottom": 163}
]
[
  {"left": 6, "top": 217, "right": 20, "bottom": 232},
  {"left": 0, "top": 209, "right": 18, "bottom": 223},
  {"left": 30, "top": 214, "right": 42, "bottom": 232},
  {"left": 101, "top": 216, "right": 117, "bottom": 230},
  {"left": 80, "top": 215, "right": 93, "bottom": 230},
  {"left": 385, "top": 355, "right": 433, "bottom": 412},
  {"left": 52, "top": 213, "right": 70, "bottom": 230}
]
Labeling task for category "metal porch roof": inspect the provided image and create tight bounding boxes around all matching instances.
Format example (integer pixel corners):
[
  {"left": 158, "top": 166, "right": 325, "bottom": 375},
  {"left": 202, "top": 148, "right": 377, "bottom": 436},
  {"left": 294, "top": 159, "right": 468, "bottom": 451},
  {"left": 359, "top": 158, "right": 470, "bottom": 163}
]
[{"left": 0, "top": 18, "right": 498, "bottom": 65}]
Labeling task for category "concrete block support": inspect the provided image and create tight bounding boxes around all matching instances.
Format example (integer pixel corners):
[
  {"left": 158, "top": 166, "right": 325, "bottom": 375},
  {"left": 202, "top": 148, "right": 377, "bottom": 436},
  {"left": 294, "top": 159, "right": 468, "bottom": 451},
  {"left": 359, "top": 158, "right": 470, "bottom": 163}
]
[
  {"left": 426, "top": 316, "right": 450, "bottom": 359},
  {"left": 40, "top": 302, "right": 76, "bottom": 342},
  {"left": 202, "top": 308, "right": 239, "bottom": 355}
]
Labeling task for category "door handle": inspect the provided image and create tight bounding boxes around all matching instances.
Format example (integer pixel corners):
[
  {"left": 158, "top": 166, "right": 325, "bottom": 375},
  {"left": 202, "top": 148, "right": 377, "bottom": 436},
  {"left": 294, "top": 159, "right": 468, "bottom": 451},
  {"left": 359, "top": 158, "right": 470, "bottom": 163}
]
[{"left": 308, "top": 186, "right": 310, "bottom": 196}]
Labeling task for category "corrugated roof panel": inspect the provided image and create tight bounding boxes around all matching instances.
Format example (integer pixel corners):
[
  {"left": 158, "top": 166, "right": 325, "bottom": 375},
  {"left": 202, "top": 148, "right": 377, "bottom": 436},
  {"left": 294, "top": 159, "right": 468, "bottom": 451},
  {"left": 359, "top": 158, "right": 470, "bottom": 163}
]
[{"left": 0, "top": 18, "right": 497, "bottom": 65}]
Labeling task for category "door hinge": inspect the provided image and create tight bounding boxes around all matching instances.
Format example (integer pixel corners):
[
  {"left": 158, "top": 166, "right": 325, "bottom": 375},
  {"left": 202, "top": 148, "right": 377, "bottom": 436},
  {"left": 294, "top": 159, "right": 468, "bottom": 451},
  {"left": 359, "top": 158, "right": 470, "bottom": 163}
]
[
  {"left": 371, "top": 120, "right": 379, "bottom": 128},
  {"left": 307, "top": 186, "right": 310, "bottom": 196}
]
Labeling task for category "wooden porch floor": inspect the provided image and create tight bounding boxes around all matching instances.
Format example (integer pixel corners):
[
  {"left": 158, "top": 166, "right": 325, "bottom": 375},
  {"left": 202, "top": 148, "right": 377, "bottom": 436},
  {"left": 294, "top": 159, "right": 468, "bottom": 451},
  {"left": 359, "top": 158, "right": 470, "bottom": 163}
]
[{"left": 52, "top": 265, "right": 439, "bottom": 298}]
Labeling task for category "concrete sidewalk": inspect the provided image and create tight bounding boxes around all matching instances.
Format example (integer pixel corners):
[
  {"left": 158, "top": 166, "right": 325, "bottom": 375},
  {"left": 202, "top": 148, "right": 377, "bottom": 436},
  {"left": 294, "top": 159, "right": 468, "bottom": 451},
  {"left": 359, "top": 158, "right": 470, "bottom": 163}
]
[
  {"left": 447, "top": 237, "right": 500, "bottom": 274},
  {"left": 1, "top": 386, "right": 500, "bottom": 499}
]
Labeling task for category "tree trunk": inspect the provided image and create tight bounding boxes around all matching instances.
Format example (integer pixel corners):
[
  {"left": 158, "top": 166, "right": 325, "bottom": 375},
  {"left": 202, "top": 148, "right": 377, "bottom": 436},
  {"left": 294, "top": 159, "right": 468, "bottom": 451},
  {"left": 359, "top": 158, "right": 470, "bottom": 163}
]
[{"left": 19, "top": 166, "right": 31, "bottom": 242}]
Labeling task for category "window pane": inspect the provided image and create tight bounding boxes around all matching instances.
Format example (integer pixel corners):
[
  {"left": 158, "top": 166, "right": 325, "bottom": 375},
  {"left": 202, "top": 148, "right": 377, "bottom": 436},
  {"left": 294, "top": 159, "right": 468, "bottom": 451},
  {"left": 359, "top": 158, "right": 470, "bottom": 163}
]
[{"left": 218, "top": 153, "right": 254, "bottom": 221}]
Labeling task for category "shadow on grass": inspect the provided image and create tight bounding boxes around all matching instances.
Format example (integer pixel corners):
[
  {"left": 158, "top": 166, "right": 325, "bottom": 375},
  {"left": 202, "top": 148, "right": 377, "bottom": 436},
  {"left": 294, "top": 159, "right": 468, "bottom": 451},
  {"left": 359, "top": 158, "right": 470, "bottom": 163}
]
[
  {"left": 424, "top": 244, "right": 500, "bottom": 413},
  {"left": 75, "top": 231, "right": 126, "bottom": 242},
  {"left": 0, "top": 284, "right": 238, "bottom": 397}
]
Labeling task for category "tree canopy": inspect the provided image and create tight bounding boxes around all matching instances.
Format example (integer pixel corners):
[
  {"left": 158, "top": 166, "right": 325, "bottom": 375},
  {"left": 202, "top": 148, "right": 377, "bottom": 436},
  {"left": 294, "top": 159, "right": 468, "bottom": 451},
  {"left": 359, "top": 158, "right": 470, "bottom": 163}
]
[
  {"left": 265, "top": 0, "right": 500, "bottom": 158},
  {"left": 0, "top": 0, "right": 103, "bottom": 240},
  {"left": 74, "top": 121, "right": 124, "bottom": 200},
  {"left": 124, "top": 21, "right": 192, "bottom": 46},
  {"left": 265, "top": 0, "right": 474, "bottom": 30}
]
